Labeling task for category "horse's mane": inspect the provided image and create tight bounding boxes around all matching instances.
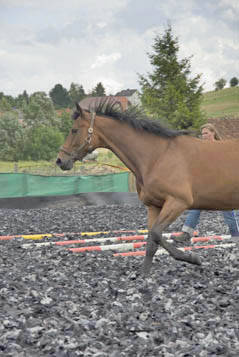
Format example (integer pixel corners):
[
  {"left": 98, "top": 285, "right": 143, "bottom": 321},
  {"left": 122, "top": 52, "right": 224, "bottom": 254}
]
[{"left": 75, "top": 98, "right": 191, "bottom": 138}]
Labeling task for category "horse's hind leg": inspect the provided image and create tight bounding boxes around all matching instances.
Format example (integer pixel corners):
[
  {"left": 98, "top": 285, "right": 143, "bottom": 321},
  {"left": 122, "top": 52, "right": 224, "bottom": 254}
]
[{"left": 144, "top": 198, "right": 201, "bottom": 275}]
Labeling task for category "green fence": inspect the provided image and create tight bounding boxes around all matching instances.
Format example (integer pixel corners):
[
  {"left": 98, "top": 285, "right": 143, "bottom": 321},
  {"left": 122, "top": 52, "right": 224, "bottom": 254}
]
[{"left": 0, "top": 172, "right": 130, "bottom": 198}]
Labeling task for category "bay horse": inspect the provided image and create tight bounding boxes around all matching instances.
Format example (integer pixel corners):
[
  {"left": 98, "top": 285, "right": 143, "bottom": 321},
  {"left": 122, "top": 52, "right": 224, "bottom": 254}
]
[{"left": 56, "top": 98, "right": 239, "bottom": 275}]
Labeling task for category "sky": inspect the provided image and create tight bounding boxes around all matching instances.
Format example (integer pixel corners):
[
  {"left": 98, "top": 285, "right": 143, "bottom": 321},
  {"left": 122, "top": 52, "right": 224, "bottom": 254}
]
[{"left": 0, "top": 0, "right": 238, "bottom": 97}]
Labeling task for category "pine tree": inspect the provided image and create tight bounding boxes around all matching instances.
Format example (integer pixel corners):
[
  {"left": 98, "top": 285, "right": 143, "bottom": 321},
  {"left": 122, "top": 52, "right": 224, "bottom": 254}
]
[
  {"left": 49, "top": 84, "right": 70, "bottom": 109},
  {"left": 15, "top": 90, "right": 29, "bottom": 108},
  {"left": 68, "top": 83, "right": 86, "bottom": 107},
  {"left": 91, "top": 82, "right": 106, "bottom": 97},
  {"left": 139, "top": 25, "right": 205, "bottom": 129}
]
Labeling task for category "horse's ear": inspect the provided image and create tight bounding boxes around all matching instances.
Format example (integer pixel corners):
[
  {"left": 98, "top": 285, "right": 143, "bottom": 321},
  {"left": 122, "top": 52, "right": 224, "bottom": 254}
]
[
  {"left": 75, "top": 102, "right": 84, "bottom": 118},
  {"left": 72, "top": 102, "right": 83, "bottom": 120}
]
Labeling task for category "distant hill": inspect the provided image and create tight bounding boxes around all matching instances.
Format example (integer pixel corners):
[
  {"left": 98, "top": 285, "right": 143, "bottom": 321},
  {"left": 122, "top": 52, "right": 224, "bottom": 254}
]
[{"left": 201, "top": 87, "right": 239, "bottom": 119}]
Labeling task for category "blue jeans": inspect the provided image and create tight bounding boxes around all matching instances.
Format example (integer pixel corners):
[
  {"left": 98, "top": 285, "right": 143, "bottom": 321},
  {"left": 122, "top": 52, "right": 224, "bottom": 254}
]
[{"left": 182, "top": 210, "right": 239, "bottom": 236}]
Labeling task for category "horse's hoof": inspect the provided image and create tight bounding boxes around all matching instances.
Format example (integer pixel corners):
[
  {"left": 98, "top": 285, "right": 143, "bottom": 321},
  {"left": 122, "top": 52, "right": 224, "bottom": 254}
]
[
  {"left": 142, "top": 267, "right": 150, "bottom": 277},
  {"left": 142, "top": 262, "right": 151, "bottom": 276},
  {"left": 143, "top": 255, "right": 153, "bottom": 274},
  {"left": 192, "top": 253, "right": 202, "bottom": 266}
]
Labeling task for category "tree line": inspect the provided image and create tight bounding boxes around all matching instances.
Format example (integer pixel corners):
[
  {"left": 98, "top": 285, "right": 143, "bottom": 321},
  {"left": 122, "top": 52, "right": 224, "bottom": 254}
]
[
  {"left": 0, "top": 25, "right": 237, "bottom": 162},
  {"left": 0, "top": 81, "right": 106, "bottom": 112},
  {"left": 214, "top": 77, "right": 239, "bottom": 91},
  {"left": 0, "top": 82, "right": 107, "bottom": 161}
]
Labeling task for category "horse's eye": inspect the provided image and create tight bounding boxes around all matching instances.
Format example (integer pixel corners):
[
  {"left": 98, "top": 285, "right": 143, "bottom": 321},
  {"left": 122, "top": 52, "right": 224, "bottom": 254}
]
[{"left": 72, "top": 129, "right": 78, "bottom": 134}]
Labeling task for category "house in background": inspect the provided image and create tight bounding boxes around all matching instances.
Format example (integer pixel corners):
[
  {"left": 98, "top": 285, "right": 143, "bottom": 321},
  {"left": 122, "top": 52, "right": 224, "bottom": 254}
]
[
  {"left": 114, "top": 89, "right": 141, "bottom": 109},
  {"left": 79, "top": 89, "right": 141, "bottom": 111}
]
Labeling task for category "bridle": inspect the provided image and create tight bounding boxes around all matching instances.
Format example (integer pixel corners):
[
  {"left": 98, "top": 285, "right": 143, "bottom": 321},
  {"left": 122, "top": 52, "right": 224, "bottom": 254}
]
[{"left": 59, "top": 111, "right": 96, "bottom": 160}]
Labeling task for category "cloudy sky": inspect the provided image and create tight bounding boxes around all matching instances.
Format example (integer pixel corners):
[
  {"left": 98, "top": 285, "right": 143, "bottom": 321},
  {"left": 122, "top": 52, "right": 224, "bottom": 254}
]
[{"left": 0, "top": 0, "right": 238, "bottom": 97}]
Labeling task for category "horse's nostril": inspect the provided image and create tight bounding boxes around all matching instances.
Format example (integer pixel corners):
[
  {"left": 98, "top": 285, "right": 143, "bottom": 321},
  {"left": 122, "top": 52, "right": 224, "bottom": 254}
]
[{"left": 56, "top": 158, "right": 61, "bottom": 165}]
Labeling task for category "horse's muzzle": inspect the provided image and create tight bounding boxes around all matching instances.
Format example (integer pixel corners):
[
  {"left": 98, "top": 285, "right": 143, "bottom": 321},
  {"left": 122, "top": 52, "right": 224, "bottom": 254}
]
[{"left": 56, "top": 158, "right": 73, "bottom": 171}]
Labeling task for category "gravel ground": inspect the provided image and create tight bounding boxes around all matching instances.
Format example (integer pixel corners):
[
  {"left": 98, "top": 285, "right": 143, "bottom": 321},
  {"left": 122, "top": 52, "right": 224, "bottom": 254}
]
[{"left": 0, "top": 201, "right": 239, "bottom": 357}]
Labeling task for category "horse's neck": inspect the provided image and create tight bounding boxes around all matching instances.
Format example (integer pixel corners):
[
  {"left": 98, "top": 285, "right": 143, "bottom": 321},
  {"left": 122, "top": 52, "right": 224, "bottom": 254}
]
[{"left": 96, "top": 118, "right": 161, "bottom": 180}]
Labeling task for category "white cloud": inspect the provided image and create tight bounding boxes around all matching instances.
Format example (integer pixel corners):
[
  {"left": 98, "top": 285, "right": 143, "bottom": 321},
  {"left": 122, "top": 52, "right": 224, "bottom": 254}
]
[
  {"left": 96, "top": 22, "right": 107, "bottom": 29},
  {"left": 219, "top": 0, "right": 239, "bottom": 11},
  {"left": 0, "top": 49, "right": 7, "bottom": 56},
  {"left": 91, "top": 53, "right": 122, "bottom": 69},
  {"left": 0, "top": 0, "right": 238, "bottom": 96}
]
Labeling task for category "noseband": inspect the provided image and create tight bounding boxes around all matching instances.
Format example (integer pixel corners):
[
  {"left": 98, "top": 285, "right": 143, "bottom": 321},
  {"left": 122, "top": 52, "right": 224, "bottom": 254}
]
[{"left": 59, "top": 111, "right": 96, "bottom": 160}]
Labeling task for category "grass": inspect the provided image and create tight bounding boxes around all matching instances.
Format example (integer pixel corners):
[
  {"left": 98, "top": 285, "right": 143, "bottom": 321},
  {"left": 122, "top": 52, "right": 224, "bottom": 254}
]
[
  {"left": 0, "top": 149, "right": 127, "bottom": 175},
  {"left": 0, "top": 160, "right": 58, "bottom": 175},
  {"left": 201, "top": 86, "right": 239, "bottom": 119}
]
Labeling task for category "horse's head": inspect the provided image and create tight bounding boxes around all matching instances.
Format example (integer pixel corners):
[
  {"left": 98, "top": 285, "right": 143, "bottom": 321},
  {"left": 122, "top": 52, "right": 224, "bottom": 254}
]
[{"left": 56, "top": 103, "right": 98, "bottom": 170}]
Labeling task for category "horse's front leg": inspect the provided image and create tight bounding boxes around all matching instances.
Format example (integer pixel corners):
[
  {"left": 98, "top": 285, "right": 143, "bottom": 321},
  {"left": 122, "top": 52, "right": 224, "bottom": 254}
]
[
  {"left": 144, "top": 197, "right": 201, "bottom": 276},
  {"left": 144, "top": 205, "right": 162, "bottom": 275}
]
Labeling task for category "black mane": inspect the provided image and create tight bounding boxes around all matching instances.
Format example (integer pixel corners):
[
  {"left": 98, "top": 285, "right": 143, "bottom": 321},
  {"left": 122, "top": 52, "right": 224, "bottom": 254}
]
[{"left": 74, "top": 98, "right": 190, "bottom": 138}]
